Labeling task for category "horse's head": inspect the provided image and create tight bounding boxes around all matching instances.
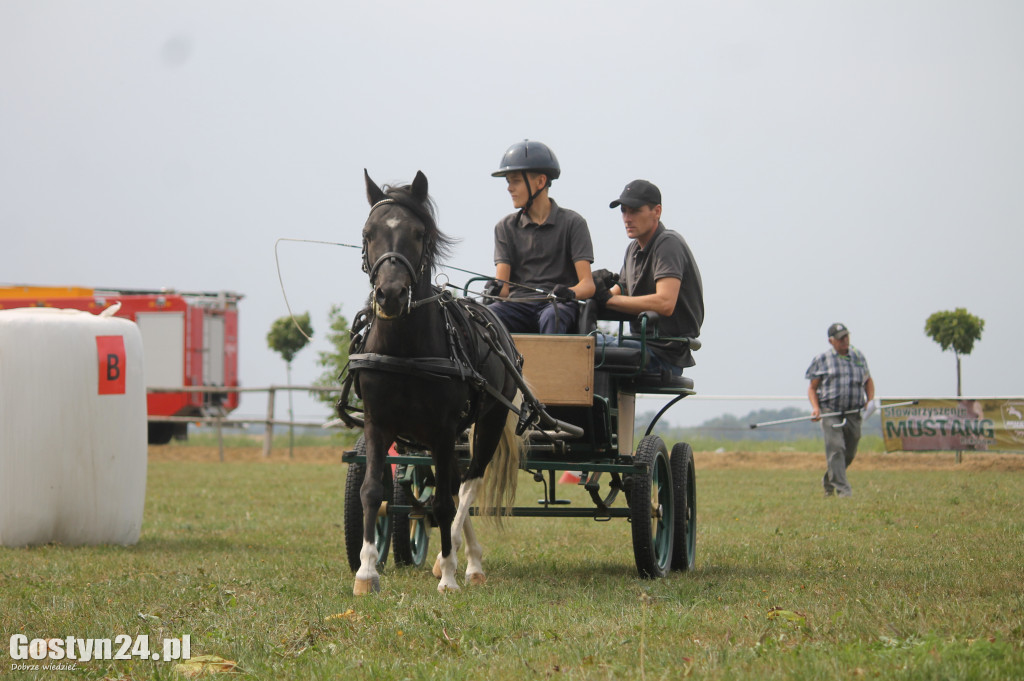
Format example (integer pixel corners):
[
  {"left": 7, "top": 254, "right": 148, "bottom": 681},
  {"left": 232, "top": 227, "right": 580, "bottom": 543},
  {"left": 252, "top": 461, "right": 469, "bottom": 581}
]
[{"left": 362, "top": 169, "right": 452, "bottom": 319}]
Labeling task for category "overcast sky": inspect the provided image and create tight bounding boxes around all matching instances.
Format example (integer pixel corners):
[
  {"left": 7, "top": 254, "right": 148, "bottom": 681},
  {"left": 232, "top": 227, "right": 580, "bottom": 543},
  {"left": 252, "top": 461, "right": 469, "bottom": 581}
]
[{"left": 3, "top": 1, "right": 1022, "bottom": 427}]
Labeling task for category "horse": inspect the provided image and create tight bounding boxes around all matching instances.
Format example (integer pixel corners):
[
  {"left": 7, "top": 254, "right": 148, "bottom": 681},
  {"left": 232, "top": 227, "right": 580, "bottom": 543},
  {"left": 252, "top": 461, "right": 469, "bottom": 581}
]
[{"left": 346, "top": 169, "right": 525, "bottom": 595}]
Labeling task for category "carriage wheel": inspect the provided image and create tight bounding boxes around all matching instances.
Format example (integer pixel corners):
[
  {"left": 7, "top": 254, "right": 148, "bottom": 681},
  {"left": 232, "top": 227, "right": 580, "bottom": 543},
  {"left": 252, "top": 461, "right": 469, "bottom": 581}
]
[
  {"left": 392, "top": 463, "right": 433, "bottom": 567},
  {"left": 343, "top": 435, "right": 393, "bottom": 572},
  {"left": 670, "top": 442, "right": 696, "bottom": 571},
  {"left": 630, "top": 435, "right": 674, "bottom": 579}
]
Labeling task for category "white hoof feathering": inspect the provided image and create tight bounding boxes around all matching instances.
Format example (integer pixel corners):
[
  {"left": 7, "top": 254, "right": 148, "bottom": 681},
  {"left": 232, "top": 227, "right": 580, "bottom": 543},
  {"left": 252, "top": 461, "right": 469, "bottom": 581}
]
[
  {"left": 353, "top": 576, "right": 380, "bottom": 596},
  {"left": 354, "top": 540, "right": 380, "bottom": 595},
  {"left": 436, "top": 552, "right": 459, "bottom": 593}
]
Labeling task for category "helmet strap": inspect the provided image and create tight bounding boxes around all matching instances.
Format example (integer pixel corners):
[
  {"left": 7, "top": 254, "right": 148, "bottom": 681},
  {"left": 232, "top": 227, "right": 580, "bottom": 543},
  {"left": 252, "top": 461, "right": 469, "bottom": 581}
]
[{"left": 518, "top": 170, "right": 544, "bottom": 223}]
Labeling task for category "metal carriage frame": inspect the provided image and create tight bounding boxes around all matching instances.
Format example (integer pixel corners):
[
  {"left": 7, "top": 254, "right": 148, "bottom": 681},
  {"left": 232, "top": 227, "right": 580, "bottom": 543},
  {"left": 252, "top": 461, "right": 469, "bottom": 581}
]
[{"left": 341, "top": 295, "right": 700, "bottom": 579}]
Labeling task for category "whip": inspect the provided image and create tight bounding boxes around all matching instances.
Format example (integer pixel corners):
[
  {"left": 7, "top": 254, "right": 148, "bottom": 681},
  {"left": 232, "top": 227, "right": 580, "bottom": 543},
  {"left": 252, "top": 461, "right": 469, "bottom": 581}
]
[{"left": 749, "top": 400, "right": 918, "bottom": 430}]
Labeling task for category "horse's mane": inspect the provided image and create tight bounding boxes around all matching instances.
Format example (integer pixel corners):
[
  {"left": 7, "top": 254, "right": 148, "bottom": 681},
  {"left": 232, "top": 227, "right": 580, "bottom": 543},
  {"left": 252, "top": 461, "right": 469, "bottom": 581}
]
[{"left": 381, "top": 183, "right": 458, "bottom": 270}]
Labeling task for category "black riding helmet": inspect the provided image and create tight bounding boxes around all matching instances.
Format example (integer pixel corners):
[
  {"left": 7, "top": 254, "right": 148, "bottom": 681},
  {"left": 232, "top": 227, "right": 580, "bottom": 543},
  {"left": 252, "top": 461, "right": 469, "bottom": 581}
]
[
  {"left": 492, "top": 139, "right": 561, "bottom": 183},
  {"left": 492, "top": 140, "right": 561, "bottom": 217}
]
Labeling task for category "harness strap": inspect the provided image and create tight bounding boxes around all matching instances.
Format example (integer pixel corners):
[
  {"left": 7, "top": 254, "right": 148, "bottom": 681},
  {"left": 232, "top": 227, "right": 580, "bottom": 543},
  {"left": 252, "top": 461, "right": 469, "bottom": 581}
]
[{"left": 348, "top": 353, "right": 483, "bottom": 384}]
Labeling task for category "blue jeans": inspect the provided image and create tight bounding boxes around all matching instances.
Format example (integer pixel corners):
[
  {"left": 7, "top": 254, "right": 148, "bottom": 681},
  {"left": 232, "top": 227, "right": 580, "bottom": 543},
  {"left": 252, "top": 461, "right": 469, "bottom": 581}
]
[
  {"left": 489, "top": 299, "right": 579, "bottom": 334},
  {"left": 594, "top": 333, "right": 682, "bottom": 376}
]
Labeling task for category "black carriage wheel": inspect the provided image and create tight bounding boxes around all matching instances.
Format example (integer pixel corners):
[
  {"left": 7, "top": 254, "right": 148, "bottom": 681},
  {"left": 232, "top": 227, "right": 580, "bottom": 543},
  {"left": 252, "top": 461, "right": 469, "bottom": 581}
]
[
  {"left": 630, "top": 435, "right": 674, "bottom": 579},
  {"left": 670, "top": 442, "right": 696, "bottom": 571},
  {"left": 392, "top": 463, "right": 432, "bottom": 567},
  {"left": 343, "top": 435, "right": 393, "bottom": 573}
]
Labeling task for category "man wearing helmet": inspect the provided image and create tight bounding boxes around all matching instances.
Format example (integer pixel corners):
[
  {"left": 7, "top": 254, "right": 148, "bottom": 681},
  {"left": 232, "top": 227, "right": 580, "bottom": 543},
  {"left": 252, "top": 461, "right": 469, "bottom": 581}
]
[{"left": 489, "top": 140, "right": 595, "bottom": 334}]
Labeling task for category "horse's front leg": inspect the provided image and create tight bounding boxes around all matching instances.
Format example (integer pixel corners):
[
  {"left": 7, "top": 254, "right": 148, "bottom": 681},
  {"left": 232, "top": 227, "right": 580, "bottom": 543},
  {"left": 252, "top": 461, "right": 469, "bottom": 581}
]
[
  {"left": 459, "top": 481, "right": 487, "bottom": 585},
  {"left": 354, "top": 429, "right": 389, "bottom": 596},
  {"left": 431, "top": 450, "right": 460, "bottom": 593}
]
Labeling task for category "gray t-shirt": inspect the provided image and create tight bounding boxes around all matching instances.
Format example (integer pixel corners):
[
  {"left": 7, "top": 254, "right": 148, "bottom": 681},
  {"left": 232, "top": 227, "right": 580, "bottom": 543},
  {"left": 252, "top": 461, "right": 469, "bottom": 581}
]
[
  {"left": 619, "top": 223, "right": 704, "bottom": 368},
  {"left": 494, "top": 200, "right": 594, "bottom": 299}
]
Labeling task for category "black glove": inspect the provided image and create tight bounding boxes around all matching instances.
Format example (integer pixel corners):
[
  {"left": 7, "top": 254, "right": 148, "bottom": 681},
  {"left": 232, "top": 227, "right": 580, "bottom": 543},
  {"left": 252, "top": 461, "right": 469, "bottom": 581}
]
[
  {"left": 592, "top": 278, "right": 612, "bottom": 307},
  {"left": 484, "top": 278, "right": 503, "bottom": 297},
  {"left": 591, "top": 268, "right": 619, "bottom": 289},
  {"left": 551, "top": 284, "right": 576, "bottom": 303}
]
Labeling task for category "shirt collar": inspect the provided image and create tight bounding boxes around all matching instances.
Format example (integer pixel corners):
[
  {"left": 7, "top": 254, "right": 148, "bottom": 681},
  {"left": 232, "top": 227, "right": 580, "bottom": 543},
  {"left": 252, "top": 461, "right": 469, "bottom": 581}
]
[
  {"left": 636, "top": 222, "right": 666, "bottom": 253},
  {"left": 517, "top": 199, "right": 560, "bottom": 228}
]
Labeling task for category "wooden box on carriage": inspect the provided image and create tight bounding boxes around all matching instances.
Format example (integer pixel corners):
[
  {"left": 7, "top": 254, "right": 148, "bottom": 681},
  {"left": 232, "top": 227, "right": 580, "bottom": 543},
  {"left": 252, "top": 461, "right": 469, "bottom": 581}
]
[{"left": 512, "top": 334, "right": 594, "bottom": 406}]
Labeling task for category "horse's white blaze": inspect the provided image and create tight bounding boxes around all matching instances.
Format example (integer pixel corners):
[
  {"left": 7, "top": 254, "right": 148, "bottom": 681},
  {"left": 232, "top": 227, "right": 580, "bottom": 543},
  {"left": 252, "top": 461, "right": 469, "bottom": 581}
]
[
  {"left": 385, "top": 217, "right": 401, "bottom": 228},
  {"left": 356, "top": 540, "right": 379, "bottom": 581}
]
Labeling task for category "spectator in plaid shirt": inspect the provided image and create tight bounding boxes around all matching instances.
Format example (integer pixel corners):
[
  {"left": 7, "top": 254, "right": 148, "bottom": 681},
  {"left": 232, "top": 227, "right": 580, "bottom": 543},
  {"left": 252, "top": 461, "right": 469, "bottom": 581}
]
[{"left": 805, "top": 323, "right": 875, "bottom": 497}]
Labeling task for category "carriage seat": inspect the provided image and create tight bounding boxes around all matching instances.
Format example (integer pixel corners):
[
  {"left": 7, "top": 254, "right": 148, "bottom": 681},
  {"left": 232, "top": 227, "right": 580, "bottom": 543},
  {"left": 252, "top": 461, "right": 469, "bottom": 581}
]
[{"left": 586, "top": 304, "right": 698, "bottom": 395}]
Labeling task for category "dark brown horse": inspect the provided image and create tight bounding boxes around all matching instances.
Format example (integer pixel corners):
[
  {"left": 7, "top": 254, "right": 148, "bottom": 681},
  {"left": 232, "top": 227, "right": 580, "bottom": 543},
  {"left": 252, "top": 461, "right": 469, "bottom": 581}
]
[{"left": 349, "top": 169, "right": 523, "bottom": 595}]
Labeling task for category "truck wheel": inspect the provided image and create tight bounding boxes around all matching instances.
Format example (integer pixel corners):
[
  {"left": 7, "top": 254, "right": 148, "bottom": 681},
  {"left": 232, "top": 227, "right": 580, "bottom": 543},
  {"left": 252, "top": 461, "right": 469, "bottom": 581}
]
[{"left": 147, "top": 423, "right": 174, "bottom": 445}]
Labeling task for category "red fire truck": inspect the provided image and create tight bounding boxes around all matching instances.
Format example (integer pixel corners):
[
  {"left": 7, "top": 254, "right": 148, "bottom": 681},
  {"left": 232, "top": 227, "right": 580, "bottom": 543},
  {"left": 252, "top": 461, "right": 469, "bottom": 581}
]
[{"left": 0, "top": 285, "right": 243, "bottom": 443}]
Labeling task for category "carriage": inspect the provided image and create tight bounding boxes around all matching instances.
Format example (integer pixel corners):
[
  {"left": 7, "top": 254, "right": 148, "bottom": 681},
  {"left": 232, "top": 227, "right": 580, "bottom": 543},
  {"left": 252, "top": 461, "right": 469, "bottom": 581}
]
[
  {"left": 340, "top": 170, "right": 699, "bottom": 593},
  {"left": 340, "top": 292, "right": 700, "bottom": 581}
]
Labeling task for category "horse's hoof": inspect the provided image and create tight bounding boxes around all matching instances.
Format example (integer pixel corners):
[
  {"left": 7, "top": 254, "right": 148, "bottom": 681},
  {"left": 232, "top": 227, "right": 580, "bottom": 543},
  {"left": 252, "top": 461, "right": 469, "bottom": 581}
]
[
  {"left": 432, "top": 557, "right": 443, "bottom": 580},
  {"left": 437, "top": 582, "right": 461, "bottom": 594},
  {"left": 467, "top": 572, "right": 486, "bottom": 586},
  {"left": 353, "top": 576, "right": 380, "bottom": 596}
]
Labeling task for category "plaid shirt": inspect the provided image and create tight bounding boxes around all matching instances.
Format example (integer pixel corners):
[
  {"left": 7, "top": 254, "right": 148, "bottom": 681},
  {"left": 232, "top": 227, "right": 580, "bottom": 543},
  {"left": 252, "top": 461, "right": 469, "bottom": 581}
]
[{"left": 805, "top": 347, "right": 871, "bottom": 412}]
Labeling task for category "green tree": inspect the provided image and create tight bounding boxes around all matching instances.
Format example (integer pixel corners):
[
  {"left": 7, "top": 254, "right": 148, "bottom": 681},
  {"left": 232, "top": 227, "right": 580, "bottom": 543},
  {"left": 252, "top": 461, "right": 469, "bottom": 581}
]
[
  {"left": 312, "top": 305, "right": 361, "bottom": 447},
  {"left": 267, "top": 312, "right": 313, "bottom": 455},
  {"left": 312, "top": 305, "right": 353, "bottom": 409},
  {"left": 924, "top": 308, "right": 985, "bottom": 396}
]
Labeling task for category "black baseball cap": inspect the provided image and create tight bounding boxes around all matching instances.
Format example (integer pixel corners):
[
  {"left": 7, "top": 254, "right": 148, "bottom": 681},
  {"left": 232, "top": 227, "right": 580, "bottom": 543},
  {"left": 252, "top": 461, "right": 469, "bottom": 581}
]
[
  {"left": 610, "top": 179, "right": 661, "bottom": 209},
  {"left": 828, "top": 323, "right": 850, "bottom": 339}
]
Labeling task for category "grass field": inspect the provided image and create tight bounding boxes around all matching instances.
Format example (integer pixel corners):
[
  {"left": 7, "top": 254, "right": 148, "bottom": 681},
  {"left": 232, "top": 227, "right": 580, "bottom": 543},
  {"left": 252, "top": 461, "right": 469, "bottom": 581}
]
[{"left": 2, "top": 444, "right": 1022, "bottom": 680}]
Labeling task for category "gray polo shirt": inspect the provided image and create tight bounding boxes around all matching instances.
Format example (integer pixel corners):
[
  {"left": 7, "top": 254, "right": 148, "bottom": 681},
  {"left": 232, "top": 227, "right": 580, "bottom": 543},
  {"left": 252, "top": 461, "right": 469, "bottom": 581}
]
[
  {"left": 494, "top": 200, "right": 594, "bottom": 299},
  {"left": 619, "top": 223, "right": 704, "bottom": 368}
]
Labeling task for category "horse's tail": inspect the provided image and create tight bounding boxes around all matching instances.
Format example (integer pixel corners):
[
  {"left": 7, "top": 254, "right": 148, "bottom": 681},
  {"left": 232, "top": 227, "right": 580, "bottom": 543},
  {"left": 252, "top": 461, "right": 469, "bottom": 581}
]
[{"left": 477, "top": 391, "right": 525, "bottom": 527}]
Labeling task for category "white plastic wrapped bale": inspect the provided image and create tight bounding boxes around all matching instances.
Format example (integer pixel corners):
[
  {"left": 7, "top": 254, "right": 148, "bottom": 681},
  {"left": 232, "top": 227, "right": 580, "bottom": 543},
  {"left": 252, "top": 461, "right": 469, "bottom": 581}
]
[{"left": 0, "top": 307, "right": 147, "bottom": 547}]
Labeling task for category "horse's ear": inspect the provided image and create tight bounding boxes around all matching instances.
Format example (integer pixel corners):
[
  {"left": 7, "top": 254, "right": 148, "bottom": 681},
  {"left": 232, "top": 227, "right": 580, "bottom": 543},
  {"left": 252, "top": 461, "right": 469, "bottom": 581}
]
[
  {"left": 411, "top": 170, "right": 428, "bottom": 202},
  {"left": 364, "top": 169, "right": 388, "bottom": 206}
]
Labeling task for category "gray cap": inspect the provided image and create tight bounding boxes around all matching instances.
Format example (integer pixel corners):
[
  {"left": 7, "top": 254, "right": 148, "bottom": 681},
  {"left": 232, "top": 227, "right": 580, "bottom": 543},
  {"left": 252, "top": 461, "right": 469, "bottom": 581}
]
[{"left": 828, "top": 323, "right": 850, "bottom": 339}]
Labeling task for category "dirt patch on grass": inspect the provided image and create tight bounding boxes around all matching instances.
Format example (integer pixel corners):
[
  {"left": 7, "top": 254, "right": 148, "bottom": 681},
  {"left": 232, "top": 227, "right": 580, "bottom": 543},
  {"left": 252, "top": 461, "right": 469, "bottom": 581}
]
[
  {"left": 695, "top": 449, "right": 1024, "bottom": 472},
  {"left": 149, "top": 445, "right": 1024, "bottom": 472}
]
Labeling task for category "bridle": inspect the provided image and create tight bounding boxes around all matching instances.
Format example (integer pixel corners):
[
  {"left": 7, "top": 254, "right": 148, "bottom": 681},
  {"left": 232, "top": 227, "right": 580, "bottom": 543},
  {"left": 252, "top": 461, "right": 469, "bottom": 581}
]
[{"left": 362, "top": 197, "right": 443, "bottom": 317}]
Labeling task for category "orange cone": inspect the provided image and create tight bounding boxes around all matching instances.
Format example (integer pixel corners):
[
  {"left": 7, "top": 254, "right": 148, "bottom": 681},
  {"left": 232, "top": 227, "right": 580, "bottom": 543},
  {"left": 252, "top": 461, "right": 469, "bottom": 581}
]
[{"left": 559, "top": 471, "right": 582, "bottom": 484}]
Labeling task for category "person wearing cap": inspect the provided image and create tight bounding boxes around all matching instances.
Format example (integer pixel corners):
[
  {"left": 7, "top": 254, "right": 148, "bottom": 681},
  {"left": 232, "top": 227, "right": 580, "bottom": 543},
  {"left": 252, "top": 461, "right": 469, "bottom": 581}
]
[
  {"left": 488, "top": 139, "right": 595, "bottom": 334},
  {"left": 595, "top": 179, "right": 704, "bottom": 375},
  {"left": 805, "top": 323, "right": 876, "bottom": 497}
]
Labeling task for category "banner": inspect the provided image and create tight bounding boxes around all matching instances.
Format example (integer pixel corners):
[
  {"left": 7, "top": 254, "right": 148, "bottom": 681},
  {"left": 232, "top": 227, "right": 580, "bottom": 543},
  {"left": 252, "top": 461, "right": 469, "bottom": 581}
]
[{"left": 881, "top": 398, "right": 1024, "bottom": 453}]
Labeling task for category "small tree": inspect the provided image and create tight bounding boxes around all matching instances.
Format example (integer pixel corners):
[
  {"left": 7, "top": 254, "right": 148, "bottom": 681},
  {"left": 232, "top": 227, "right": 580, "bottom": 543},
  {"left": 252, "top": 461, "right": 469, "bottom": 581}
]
[
  {"left": 312, "top": 305, "right": 361, "bottom": 447},
  {"left": 312, "top": 305, "right": 352, "bottom": 405},
  {"left": 267, "top": 312, "right": 313, "bottom": 455},
  {"left": 924, "top": 308, "right": 984, "bottom": 396}
]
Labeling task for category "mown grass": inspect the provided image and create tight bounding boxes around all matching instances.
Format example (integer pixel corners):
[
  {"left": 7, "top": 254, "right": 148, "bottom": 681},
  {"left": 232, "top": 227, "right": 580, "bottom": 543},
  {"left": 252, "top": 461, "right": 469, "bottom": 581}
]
[
  {"left": 2, "top": 450, "right": 1022, "bottom": 680},
  {"left": 671, "top": 434, "right": 886, "bottom": 454}
]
